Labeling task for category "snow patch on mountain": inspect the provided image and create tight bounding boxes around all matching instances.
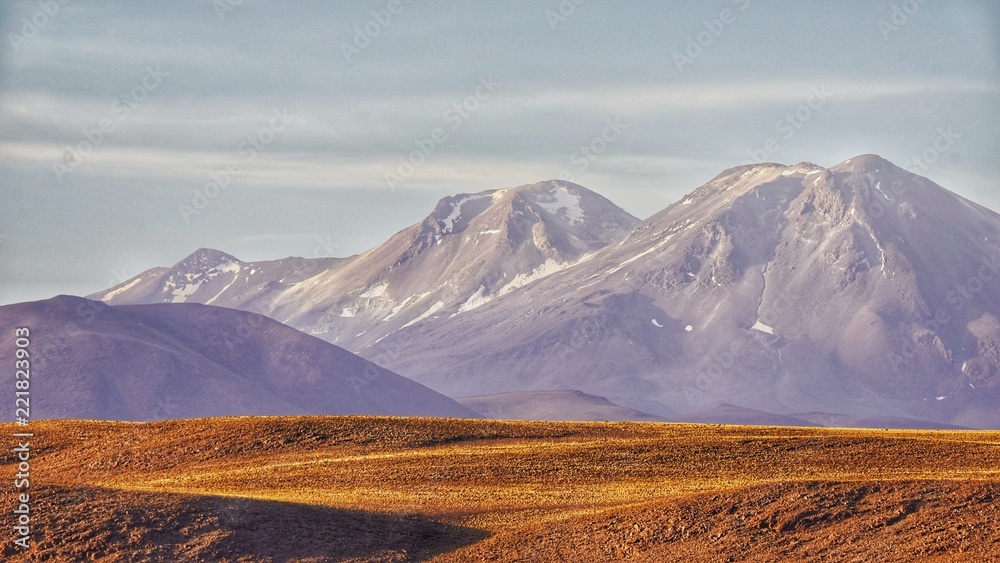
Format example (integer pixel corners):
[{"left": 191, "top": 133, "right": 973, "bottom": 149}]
[
  {"left": 873, "top": 180, "right": 887, "bottom": 199},
  {"left": 170, "top": 282, "right": 201, "bottom": 303},
  {"left": 168, "top": 260, "right": 241, "bottom": 303},
  {"left": 535, "top": 185, "right": 585, "bottom": 225},
  {"left": 360, "top": 283, "right": 388, "bottom": 298},
  {"left": 205, "top": 264, "right": 244, "bottom": 304},
  {"left": 781, "top": 163, "right": 824, "bottom": 177},
  {"left": 209, "top": 260, "right": 241, "bottom": 276},
  {"left": 101, "top": 278, "right": 142, "bottom": 301},
  {"left": 384, "top": 292, "right": 430, "bottom": 321},
  {"left": 498, "top": 258, "right": 576, "bottom": 296},
  {"left": 442, "top": 195, "right": 490, "bottom": 234},
  {"left": 204, "top": 280, "right": 235, "bottom": 305},
  {"left": 456, "top": 285, "right": 492, "bottom": 314},
  {"left": 607, "top": 233, "right": 675, "bottom": 275},
  {"left": 861, "top": 223, "right": 889, "bottom": 277},
  {"left": 402, "top": 301, "right": 445, "bottom": 328}
]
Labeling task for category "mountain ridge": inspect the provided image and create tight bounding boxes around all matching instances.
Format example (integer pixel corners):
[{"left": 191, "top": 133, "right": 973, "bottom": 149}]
[
  {"left": 93, "top": 180, "right": 640, "bottom": 350},
  {"left": 88, "top": 155, "right": 1000, "bottom": 427},
  {"left": 354, "top": 155, "right": 1000, "bottom": 427}
]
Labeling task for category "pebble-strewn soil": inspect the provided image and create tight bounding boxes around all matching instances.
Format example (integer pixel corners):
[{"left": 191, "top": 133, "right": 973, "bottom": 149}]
[{"left": 2, "top": 417, "right": 999, "bottom": 561}]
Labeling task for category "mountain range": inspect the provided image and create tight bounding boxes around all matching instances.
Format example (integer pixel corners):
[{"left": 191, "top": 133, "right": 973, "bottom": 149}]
[
  {"left": 93, "top": 181, "right": 638, "bottom": 352},
  {"left": 90, "top": 155, "right": 1000, "bottom": 428}
]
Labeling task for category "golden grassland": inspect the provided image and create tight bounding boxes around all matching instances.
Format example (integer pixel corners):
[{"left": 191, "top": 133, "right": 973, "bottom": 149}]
[{"left": 3, "top": 416, "right": 1000, "bottom": 561}]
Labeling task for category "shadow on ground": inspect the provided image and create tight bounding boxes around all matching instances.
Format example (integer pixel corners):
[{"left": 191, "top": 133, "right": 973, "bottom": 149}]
[{"left": 3, "top": 485, "right": 489, "bottom": 562}]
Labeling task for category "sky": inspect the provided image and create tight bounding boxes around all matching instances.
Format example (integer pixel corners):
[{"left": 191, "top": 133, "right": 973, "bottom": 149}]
[{"left": 1, "top": 0, "right": 998, "bottom": 305}]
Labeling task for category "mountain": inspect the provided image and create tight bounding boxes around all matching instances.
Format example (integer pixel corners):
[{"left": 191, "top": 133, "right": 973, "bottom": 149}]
[
  {"left": 363, "top": 155, "right": 1000, "bottom": 428},
  {"left": 92, "top": 180, "right": 640, "bottom": 352},
  {"left": 88, "top": 156, "right": 1000, "bottom": 428},
  {"left": 91, "top": 249, "right": 340, "bottom": 313},
  {"left": 456, "top": 390, "right": 667, "bottom": 422},
  {"left": 0, "top": 296, "right": 477, "bottom": 421}
]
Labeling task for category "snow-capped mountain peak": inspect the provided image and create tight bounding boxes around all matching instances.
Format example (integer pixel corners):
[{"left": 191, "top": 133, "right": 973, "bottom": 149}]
[{"left": 95, "top": 179, "right": 639, "bottom": 350}]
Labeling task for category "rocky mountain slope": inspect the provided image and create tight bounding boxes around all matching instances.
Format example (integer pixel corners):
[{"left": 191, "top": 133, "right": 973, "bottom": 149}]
[
  {"left": 366, "top": 155, "right": 1000, "bottom": 427},
  {"left": 89, "top": 156, "right": 1000, "bottom": 427},
  {"left": 0, "top": 296, "right": 477, "bottom": 421},
  {"left": 93, "top": 181, "right": 639, "bottom": 352},
  {"left": 92, "top": 249, "right": 341, "bottom": 314}
]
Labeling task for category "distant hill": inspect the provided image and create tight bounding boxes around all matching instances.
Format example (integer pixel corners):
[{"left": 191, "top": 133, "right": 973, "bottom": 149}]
[{"left": 0, "top": 296, "right": 477, "bottom": 421}]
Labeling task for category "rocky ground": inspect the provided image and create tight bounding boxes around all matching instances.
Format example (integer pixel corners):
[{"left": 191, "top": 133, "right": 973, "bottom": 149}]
[{"left": 2, "top": 416, "right": 999, "bottom": 561}]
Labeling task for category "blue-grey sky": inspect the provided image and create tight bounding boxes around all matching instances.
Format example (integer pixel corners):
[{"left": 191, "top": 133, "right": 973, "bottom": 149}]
[{"left": 1, "top": 0, "right": 998, "bottom": 305}]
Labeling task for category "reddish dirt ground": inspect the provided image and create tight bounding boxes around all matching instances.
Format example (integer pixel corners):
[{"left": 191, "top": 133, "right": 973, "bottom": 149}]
[{"left": 2, "top": 417, "right": 999, "bottom": 561}]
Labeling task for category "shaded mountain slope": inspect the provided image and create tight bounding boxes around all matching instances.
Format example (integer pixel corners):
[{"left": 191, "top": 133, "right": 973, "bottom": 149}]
[{"left": 0, "top": 296, "right": 477, "bottom": 421}]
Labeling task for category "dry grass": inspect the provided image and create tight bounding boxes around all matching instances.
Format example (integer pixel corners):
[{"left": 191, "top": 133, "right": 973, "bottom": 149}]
[{"left": 3, "top": 417, "right": 1000, "bottom": 561}]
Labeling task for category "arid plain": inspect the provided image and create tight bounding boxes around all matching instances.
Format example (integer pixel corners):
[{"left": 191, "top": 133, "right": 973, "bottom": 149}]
[{"left": 4, "top": 417, "right": 1000, "bottom": 561}]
